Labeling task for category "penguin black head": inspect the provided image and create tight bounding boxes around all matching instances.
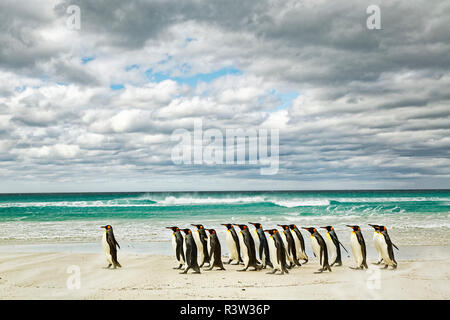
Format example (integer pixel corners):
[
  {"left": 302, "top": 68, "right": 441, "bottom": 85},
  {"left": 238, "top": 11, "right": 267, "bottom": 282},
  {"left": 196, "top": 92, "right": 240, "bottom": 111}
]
[
  {"left": 264, "top": 229, "right": 278, "bottom": 235},
  {"left": 379, "top": 225, "right": 387, "bottom": 232},
  {"left": 249, "top": 222, "right": 262, "bottom": 229},
  {"left": 206, "top": 229, "right": 216, "bottom": 234},
  {"left": 180, "top": 228, "right": 191, "bottom": 234},
  {"left": 233, "top": 224, "right": 248, "bottom": 230},
  {"left": 288, "top": 224, "right": 297, "bottom": 230},
  {"left": 346, "top": 225, "right": 361, "bottom": 231},
  {"left": 191, "top": 224, "right": 204, "bottom": 229},
  {"left": 101, "top": 225, "right": 113, "bottom": 231},
  {"left": 166, "top": 226, "right": 180, "bottom": 232},
  {"left": 221, "top": 223, "right": 234, "bottom": 229},
  {"left": 368, "top": 224, "right": 380, "bottom": 231},
  {"left": 277, "top": 224, "right": 289, "bottom": 230},
  {"left": 320, "top": 226, "right": 334, "bottom": 231},
  {"left": 301, "top": 227, "right": 317, "bottom": 234}
]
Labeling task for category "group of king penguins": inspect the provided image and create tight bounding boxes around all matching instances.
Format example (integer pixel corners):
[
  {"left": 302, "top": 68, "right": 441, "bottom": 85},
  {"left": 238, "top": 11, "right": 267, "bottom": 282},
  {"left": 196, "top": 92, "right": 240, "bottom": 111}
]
[{"left": 163, "top": 223, "right": 399, "bottom": 275}]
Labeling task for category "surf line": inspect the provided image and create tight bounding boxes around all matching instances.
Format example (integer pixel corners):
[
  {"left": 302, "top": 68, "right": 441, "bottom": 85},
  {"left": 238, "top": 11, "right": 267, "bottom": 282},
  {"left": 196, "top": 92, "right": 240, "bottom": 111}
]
[{"left": 171, "top": 119, "right": 279, "bottom": 175}]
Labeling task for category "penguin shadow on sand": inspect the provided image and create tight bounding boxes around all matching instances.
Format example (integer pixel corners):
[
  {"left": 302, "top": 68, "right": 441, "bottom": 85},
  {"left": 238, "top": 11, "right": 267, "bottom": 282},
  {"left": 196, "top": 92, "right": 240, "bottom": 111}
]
[{"left": 100, "top": 225, "right": 122, "bottom": 270}]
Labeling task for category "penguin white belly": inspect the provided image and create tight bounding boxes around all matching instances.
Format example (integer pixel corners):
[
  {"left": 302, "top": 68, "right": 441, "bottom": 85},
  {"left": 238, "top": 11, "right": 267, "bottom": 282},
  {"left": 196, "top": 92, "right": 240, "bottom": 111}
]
[
  {"left": 325, "top": 233, "right": 337, "bottom": 264},
  {"left": 379, "top": 239, "right": 394, "bottom": 266},
  {"left": 102, "top": 232, "right": 112, "bottom": 264},
  {"left": 238, "top": 231, "right": 249, "bottom": 266},
  {"left": 226, "top": 230, "right": 239, "bottom": 261},
  {"left": 350, "top": 232, "right": 363, "bottom": 267},
  {"left": 193, "top": 230, "right": 204, "bottom": 265},
  {"left": 294, "top": 235, "right": 307, "bottom": 260},
  {"left": 252, "top": 229, "right": 261, "bottom": 260},
  {"left": 281, "top": 232, "right": 294, "bottom": 263},
  {"left": 267, "top": 236, "right": 281, "bottom": 271},
  {"left": 183, "top": 236, "right": 189, "bottom": 271},
  {"left": 373, "top": 232, "right": 382, "bottom": 261},
  {"left": 310, "top": 236, "right": 321, "bottom": 261},
  {"left": 171, "top": 234, "right": 177, "bottom": 257},
  {"left": 207, "top": 236, "right": 213, "bottom": 265}
]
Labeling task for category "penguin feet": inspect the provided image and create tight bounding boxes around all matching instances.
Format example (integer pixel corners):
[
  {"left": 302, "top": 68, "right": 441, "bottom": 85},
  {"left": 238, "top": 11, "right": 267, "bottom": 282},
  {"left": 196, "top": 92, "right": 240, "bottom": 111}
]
[
  {"left": 104, "top": 264, "right": 112, "bottom": 269},
  {"left": 314, "top": 268, "right": 324, "bottom": 274},
  {"left": 266, "top": 269, "right": 277, "bottom": 274}
]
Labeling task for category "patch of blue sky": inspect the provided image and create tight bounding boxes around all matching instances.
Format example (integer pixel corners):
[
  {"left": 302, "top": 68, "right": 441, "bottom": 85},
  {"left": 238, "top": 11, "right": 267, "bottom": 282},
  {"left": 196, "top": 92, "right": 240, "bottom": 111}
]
[
  {"left": 81, "top": 56, "right": 95, "bottom": 64},
  {"left": 158, "top": 54, "right": 172, "bottom": 65},
  {"left": 110, "top": 84, "right": 125, "bottom": 90},
  {"left": 15, "top": 85, "right": 27, "bottom": 93},
  {"left": 145, "top": 66, "right": 242, "bottom": 86},
  {"left": 276, "top": 91, "right": 298, "bottom": 110},
  {"left": 262, "top": 90, "right": 298, "bottom": 111},
  {"left": 125, "top": 64, "right": 139, "bottom": 71}
]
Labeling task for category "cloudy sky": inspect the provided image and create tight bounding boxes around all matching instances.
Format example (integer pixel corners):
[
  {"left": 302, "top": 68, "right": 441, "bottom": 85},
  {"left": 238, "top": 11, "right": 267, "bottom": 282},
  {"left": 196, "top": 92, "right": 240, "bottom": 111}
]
[{"left": 0, "top": 0, "right": 449, "bottom": 192}]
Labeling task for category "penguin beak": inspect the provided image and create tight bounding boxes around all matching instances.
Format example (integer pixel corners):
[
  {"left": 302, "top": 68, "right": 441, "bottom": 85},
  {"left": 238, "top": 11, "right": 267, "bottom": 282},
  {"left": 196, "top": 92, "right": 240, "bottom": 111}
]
[{"left": 100, "top": 226, "right": 106, "bottom": 229}]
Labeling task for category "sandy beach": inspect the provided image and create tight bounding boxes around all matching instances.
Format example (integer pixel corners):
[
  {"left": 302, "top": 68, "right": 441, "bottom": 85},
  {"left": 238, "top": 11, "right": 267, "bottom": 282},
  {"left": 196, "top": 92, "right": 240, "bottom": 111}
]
[{"left": 0, "top": 251, "right": 448, "bottom": 300}]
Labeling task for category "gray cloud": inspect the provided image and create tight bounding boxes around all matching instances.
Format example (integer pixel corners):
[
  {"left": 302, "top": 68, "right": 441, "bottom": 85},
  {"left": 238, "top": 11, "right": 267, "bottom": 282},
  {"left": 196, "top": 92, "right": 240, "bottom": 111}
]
[{"left": 0, "top": 0, "right": 449, "bottom": 191}]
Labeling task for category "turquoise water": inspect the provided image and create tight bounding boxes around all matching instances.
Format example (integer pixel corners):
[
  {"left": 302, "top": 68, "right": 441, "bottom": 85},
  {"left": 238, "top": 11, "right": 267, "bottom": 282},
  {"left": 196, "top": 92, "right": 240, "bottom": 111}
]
[{"left": 0, "top": 190, "right": 449, "bottom": 246}]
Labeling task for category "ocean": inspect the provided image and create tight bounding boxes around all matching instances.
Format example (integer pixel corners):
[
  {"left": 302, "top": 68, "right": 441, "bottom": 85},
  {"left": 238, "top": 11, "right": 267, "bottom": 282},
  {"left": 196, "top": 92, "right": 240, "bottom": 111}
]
[{"left": 0, "top": 190, "right": 449, "bottom": 256}]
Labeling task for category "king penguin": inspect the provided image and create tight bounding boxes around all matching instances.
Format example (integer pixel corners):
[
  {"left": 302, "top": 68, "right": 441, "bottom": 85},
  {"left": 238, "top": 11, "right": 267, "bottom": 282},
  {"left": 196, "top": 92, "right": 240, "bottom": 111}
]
[
  {"left": 221, "top": 223, "right": 243, "bottom": 265},
  {"left": 346, "top": 225, "right": 368, "bottom": 269},
  {"left": 166, "top": 226, "right": 185, "bottom": 269},
  {"left": 180, "top": 228, "right": 201, "bottom": 274},
  {"left": 264, "top": 229, "right": 289, "bottom": 275},
  {"left": 302, "top": 227, "right": 331, "bottom": 273},
  {"left": 191, "top": 224, "right": 210, "bottom": 267},
  {"left": 378, "top": 225, "right": 398, "bottom": 269},
  {"left": 289, "top": 224, "right": 308, "bottom": 263},
  {"left": 369, "top": 224, "right": 383, "bottom": 265},
  {"left": 278, "top": 224, "right": 301, "bottom": 268},
  {"left": 205, "top": 229, "right": 226, "bottom": 271},
  {"left": 101, "top": 225, "right": 122, "bottom": 269},
  {"left": 320, "top": 226, "right": 348, "bottom": 266},
  {"left": 233, "top": 224, "right": 261, "bottom": 271},
  {"left": 249, "top": 222, "right": 273, "bottom": 269}
]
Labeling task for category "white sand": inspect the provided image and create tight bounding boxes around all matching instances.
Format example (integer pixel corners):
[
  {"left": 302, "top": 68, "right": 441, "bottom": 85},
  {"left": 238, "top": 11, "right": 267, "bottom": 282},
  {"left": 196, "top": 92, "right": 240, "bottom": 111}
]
[{"left": 0, "top": 252, "right": 448, "bottom": 299}]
